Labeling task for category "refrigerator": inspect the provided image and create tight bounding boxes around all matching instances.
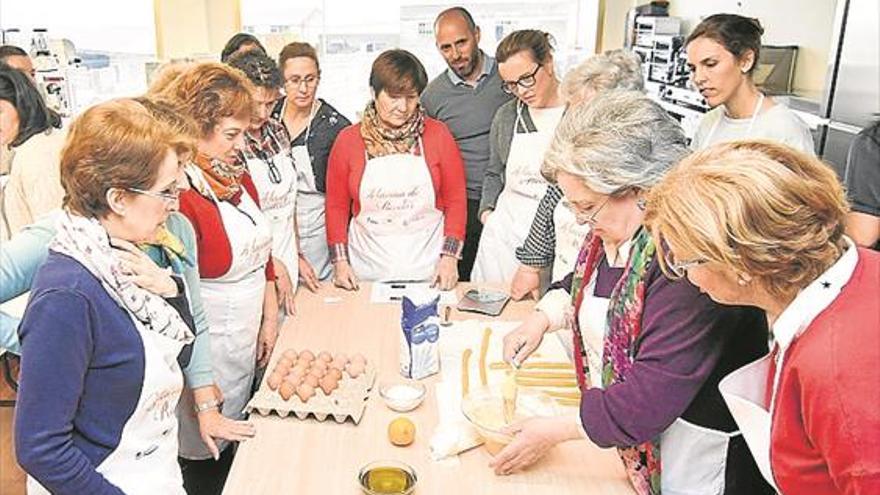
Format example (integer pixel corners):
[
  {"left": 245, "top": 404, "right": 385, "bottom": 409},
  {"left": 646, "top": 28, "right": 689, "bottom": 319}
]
[{"left": 818, "top": 0, "right": 880, "bottom": 179}]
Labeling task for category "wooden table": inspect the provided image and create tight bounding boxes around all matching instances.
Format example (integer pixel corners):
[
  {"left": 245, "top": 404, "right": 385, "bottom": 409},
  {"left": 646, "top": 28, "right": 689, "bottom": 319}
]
[{"left": 223, "top": 283, "right": 634, "bottom": 495}]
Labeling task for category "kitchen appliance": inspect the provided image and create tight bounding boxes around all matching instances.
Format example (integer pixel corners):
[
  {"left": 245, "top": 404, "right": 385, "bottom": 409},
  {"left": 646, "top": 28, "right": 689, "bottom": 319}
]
[{"left": 818, "top": 0, "right": 880, "bottom": 178}]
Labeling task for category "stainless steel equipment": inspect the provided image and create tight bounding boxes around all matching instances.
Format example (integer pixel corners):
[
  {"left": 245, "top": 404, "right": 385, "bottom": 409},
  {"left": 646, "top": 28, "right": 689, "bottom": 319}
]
[{"left": 818, "top": 0, "right": 880, "bottom": 178}]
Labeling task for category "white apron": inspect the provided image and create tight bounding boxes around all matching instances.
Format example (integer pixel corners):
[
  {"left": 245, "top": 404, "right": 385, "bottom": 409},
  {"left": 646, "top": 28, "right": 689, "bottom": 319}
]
[
  {"left": 699, "top": 93, "right": 764, "bottom": 150},
  {"left": 471, "top": 102, "right": 561, "bottom": 283},
  {"left": 28, "top": 320, "right": 186, "bottom": 494},
  {"left": 292, "top": 102, "right": 332, "bottom": 280},
  {"left": 552, "top": 202, "right": 591, "bottom": 282},
  {"left": 347, "top": 139, "right": 444, "bottom": 282},
  {"left": 246, "top": 145, "right": 299, "bottom": 292},
  {"left": 178, "top": 170, "right": 273, "bottom": 460}
]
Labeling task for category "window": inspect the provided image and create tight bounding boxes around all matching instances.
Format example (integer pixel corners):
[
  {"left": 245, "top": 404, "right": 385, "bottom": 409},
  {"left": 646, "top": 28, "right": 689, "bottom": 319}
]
[
  {"left": 1, "top": 0, "right": 156, "bottom": 116},
  {"left": 242, "top": 0, "right": 600, "bottom": 122}
]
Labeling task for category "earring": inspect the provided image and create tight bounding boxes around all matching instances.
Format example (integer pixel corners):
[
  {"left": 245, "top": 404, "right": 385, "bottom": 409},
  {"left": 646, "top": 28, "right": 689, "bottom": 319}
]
[
  {"left": 737, "top": 277, "right": 748, "bottom": 286},
  {"left": 636, "top": 198, "right": 647, "bottom": 211}
]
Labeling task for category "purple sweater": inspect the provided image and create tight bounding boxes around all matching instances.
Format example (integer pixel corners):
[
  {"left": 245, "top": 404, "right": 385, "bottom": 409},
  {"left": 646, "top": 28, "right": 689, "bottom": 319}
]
[{"left": 553, "top": 256, "right": 769, "bottom": 446}]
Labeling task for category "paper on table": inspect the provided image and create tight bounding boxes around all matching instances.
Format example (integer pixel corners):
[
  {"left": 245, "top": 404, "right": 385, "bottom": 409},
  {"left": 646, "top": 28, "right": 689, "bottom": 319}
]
[
  {"left": 369, "top": 281, "right": 458, "bottom": 305},
  {"left": 429, "top": 320, "right": 576, "bottom": 460}
]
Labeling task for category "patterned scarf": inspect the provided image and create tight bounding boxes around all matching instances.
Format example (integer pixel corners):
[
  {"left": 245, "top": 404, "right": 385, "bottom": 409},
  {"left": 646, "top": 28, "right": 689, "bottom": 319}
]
[
  {"left": 51, "top": 212, "right": 195, "bottom": 345},
  {"left": 192, "top": 152, "right": 246, "bottom": 202},
  {"left": 569, "top": 227, "right": 661, "bottom": 495},
  {"left": 138, "top": 224, "right": 193, "bottom": 270},
  {"left": 360, "top": 101, "right": 425, "bottom": 159}
]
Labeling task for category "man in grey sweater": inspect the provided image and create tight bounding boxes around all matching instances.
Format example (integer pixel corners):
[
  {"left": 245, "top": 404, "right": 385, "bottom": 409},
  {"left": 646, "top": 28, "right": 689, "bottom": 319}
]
[{"left": 421, "top": 7, "right": 512, "bottom": 280}]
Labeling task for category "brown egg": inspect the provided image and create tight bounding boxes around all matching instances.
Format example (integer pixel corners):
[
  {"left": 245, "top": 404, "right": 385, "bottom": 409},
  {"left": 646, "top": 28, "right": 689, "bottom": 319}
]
[
  {"left": 296, "top": 383, "right": 316, "bottom": 402},
  {"left": 319, "top": 375, "right": 339, "bottom": 395},
  {"left": 351, "top": 353, "right": 367, "bottom": 366},
  {"left": 311, "top": 359, "right": 328, "bottom": 371},
  {"left": 298, "top": 350, "right": 315, "bottom": 362},
  {"left": 284, "top": 373, "right": 303, "bottom": 387},
  {"left": 282, "top": 349, "right": 297, "bottom": 361},
  {"left": 327, "top": 368, "right": 343, "bottom": 381},
  {"left": 291, "top": 363, "right": 309, "bottom": 376},
  {"left": 308, "top": 367, "right": 326, "bottom": 379},
  {"left": 330, "top": 356, "right": 348, "bottom": 370},
  {"left": 279, "top": 381, "right": 296, "bottom": 400},
  {"left": 277, "top": 357, "right": 294, "bottom": 370},
  {"left": 304, "top": 374, "right": 320, "bottom": 388},
  {"left": 266, "top": 372, "right": 283, "bottom": 391},
  {"left": 346, "top": 361, "right": 366, "bottom": 379},
  {"left": 317, "top": 351, "right": 333, "bottom": 362}
]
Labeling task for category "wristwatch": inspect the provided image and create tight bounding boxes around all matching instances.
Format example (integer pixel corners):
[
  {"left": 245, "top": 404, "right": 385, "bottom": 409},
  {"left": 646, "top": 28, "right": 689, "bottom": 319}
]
[{"left": 193, "top": 398, "right": 222, "bottom": 414}]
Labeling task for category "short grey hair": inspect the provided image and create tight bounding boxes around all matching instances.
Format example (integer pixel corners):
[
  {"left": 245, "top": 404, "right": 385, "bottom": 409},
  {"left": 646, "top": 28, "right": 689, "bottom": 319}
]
[
  {"left": 560, "top": 49, "right": 644, "bottom": 104},
  {"left": 541, "top": 90, "right": 688, "bottom": 193}
]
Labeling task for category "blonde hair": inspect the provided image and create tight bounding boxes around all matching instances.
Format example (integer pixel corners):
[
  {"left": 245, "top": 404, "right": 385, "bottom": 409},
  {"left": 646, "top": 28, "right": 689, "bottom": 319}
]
[
  {"left": 645, "top": 140, "right": 849, "bottom": 300},
  {"left": 60, "top": 99, "right": 195, "bottom": 218},
  {"left": 560, "top": 49, "right": 643, "bottom": 104}
]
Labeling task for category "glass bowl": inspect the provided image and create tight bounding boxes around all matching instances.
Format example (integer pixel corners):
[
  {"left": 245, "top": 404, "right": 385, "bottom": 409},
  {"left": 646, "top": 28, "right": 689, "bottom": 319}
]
[
  {"left": 378, "top": 382, "right": 426, "bottom": 412},
  {"left": 461, "top": 386, "right": 561, "bottom": 455},
  {"left": 358, "top": 460, "right": 417, "bottom": 495}
]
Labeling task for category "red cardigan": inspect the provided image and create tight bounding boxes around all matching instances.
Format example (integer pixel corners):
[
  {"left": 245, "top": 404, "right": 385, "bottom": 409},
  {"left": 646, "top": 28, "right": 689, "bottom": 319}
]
[
  {"left": 179, "top": 172, "right": 275, "bottom": 281},
  {"left": 325, "top": 118, "right": 467, "bottom": 248},
  {"left": 769, "top": 247, "right": 880, "bottom": 494}
]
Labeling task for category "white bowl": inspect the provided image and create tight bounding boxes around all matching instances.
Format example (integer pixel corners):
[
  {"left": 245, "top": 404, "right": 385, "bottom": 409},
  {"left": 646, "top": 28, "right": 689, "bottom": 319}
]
[{"left": 378, "top": 382, "right": 426, "bottom": 412}]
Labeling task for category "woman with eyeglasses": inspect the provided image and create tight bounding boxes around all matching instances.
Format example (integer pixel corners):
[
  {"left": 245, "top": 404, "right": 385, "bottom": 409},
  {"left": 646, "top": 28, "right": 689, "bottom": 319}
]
[
  {"left": 470, "top": 30, "right": 565, "bottom": 284},
  {"left": 646, "top": 141, "right": 880, "bottom": 494},
  {"left": 15, "top": 99, "right": 199, "bottom": 494},
  {"left": 273, "top": 42, "right": 350, "bottom": 281},
  {"left": 227, "top": 49, "right": 318, "bottom": 315},
  {"left": 325, "top": 49, "right": 466, "bottom": 290},
  {"left": 159, "top": 63, "right": 277, "bottom": 495},
  {"left": 497, "top": 91, "right": 772, "bottom": 495}
]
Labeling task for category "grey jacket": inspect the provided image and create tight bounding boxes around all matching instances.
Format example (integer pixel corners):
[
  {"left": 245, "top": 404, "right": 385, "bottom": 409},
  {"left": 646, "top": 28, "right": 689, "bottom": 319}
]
[{"left": 478, "top": 99, "right": 540, "bottom": 215}]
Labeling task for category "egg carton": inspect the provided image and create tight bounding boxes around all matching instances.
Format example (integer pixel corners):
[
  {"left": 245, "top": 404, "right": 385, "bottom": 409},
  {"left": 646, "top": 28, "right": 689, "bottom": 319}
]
[{"left": 244, "top": 365, "right": 377, "bottom": 424}]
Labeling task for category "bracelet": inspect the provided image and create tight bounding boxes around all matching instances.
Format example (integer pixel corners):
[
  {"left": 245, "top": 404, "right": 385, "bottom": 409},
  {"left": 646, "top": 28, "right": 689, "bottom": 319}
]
[{"left": 193, "top": 398, "right": 222, "bottom": 414}]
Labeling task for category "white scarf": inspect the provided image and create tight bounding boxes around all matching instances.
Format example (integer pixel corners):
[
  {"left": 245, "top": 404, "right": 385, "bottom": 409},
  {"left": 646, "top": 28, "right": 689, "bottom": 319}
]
[{"left": 51, "top": 212, "right": 195, "bottom": 344}]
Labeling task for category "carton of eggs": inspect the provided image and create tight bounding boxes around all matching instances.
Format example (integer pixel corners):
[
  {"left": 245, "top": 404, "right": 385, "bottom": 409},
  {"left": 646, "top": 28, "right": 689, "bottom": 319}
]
[{"left": 268, "top": 348, "right": 368, "bottom": 404}]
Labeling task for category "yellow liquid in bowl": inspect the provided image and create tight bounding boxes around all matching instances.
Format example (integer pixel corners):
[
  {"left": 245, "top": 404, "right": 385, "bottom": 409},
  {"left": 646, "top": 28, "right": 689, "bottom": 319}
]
[{"left": 361, "top": 467, "right": 415, "bottom": 494}]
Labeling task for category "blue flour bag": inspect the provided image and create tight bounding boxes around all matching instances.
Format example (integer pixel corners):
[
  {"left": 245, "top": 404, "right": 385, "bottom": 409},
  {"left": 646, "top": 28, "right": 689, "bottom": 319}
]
[{"left": 399, "top": 292, "right": 441, "bottom": 380}]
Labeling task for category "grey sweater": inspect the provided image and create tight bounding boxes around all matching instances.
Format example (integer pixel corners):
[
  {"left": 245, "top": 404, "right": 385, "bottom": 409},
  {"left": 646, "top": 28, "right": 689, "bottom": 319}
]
[
  {"left": 421, "top": 63, "right": 512, "bottom": 200},
  {"left": 478, "top": 99, "right": 540, "bottom": 214}
]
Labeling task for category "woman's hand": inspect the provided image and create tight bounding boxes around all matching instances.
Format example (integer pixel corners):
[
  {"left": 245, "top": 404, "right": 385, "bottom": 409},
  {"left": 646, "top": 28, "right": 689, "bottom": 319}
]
[
  {"left": 489, "top": 417, "right": 584, "bottom": 475},
  {"left": 256, "top": 282, "right": 278, "bottom": 368},
  {"left": 273, "top": 257, "right": 296, "bottom": 316},
  {"left": 502, "top": 311, "right": 550, "bottom": 367},
  {"left": 192, "top": 386, "right": 256, "bottom": 460},
  {"left": 432, "top": 255, "right": 459, "bottom": 291},
  {"left": 332, "top": 260, "right": 359, "bottom": 291},
  {"left": 298, "top": 254, "right": 321, "bottom": 293},
  {"left": 480, "top": 210, "right": 493, "bottom": 225},
  {"left": 111, "top": 238, "right": 177, "bottom": 297},
  {"left": 510, "top": 265, "right": 542, "bottom": 301}
]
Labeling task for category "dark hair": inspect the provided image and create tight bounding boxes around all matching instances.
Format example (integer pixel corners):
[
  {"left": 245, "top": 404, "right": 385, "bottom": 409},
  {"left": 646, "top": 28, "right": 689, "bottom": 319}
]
[
  {"left": 278, "top": 42, "right": 320, "bottom": 72},
  {"left": 0, "top": 62, "right": 60, "bottom": 147},
  {"left": 434, "top": 7, "right": 477, "bottom": 32},
  {"left": 0, "top": 45, "right": 28, "bottom": 62},
  {"left": 369, "top": 49, "right": 428, "bottom": 96},
  {"left": 220, "top": 33, "right": 266, "bottom": 63},
  {"left": 686, "top": 14, "right": 764, "bottom": 75},
  {"left": 227, "top": 50, "right": 282, "bottom": 89},
  {"left": 496, "top": 29, "right": 555, "bottom": 65}
]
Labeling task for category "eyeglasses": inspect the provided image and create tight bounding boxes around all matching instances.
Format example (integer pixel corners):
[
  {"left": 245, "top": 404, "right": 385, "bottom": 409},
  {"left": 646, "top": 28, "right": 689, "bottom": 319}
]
[
  {"left": 561, "top": 195, "right": 610, "bottom": 225},
  {"left": 664, "top": 250, "right": 707, "bottom": 277},
  {"left": 127, "top": 185, "right": 182, "bottom": 203},
  {"left": 501, "top": 64, "right": 541, "bottom": 94},
  {"left": 284, "top": 74, "right": 319, "bottom": 89}
]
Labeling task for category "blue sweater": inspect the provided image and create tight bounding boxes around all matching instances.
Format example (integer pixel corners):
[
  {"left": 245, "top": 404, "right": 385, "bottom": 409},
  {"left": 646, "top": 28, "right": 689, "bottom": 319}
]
[{"left": 15, "top": 252, "right": 155, "bottom": 494}]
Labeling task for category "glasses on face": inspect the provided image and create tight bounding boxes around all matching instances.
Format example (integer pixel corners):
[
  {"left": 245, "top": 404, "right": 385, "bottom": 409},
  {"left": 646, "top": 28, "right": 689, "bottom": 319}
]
[
  {"left": 664, "top": 249, "right": 708, "bottom": 278},
  {"left": 501, "top": 64, "right": 542, "bottom": 94},
  {"left": 561, "top": 195, "right": 610, "bottom": 225},
  {"left": 127, "top": 185, "right": 182, "bottom": 203},
  {"left": 284, "top": 74, "right": 319, "bottom": 89}
]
